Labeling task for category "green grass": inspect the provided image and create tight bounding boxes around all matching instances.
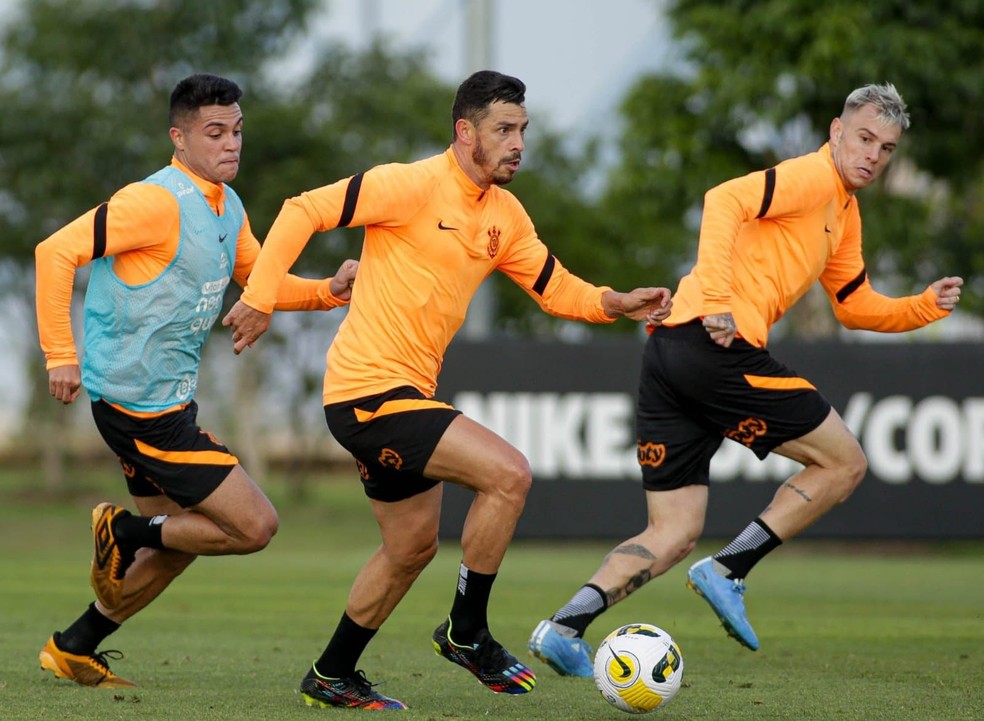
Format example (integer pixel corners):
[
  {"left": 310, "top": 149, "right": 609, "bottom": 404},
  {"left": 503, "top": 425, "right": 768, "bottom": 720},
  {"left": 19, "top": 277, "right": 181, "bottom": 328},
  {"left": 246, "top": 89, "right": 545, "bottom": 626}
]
[{"left": 1, "top": 467, "right": 983, "bottom": 720}]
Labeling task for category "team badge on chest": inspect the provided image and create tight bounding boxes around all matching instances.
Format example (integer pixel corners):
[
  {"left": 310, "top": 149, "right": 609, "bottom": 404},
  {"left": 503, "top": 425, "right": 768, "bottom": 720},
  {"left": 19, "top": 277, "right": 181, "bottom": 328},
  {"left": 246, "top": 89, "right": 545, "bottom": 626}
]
[{"left": 487, "top": 226, "right": 501, "bottom": 259}]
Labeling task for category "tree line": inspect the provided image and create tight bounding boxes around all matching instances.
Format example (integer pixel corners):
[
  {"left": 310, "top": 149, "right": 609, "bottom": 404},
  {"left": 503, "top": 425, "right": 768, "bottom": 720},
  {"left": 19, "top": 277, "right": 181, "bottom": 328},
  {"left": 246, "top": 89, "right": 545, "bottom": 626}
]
[{"left": 2, "top": 0, "right": 980, "bottom": 483}]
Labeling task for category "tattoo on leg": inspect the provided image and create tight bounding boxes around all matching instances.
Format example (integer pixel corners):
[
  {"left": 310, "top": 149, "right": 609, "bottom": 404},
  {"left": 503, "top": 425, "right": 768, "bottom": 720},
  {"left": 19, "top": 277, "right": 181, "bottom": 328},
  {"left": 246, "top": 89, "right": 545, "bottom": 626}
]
[
  {"left": 606, "top": 569, "right": 654, "bottom": 605},
  {"left": 603, "top": 544, "right": 657, "bottom": 604},
  {"left": 782, "top": 481, "right": 812, "bottom": 502},
  {"left": 606, "top": 543, "right": 657, "bottom": 561}
]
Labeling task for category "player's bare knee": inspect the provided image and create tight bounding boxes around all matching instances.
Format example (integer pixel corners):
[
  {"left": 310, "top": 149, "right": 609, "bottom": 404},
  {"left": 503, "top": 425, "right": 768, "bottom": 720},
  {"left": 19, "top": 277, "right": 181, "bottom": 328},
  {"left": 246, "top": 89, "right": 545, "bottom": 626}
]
[
  {"left": 414, "top": 536, "right": 440, "bottom": 568},
  {"left": 233, "top": 508, "right": 279, "bottom": 553},
  {"left": 826, "top": 449, "right": 867, "bottom": 503},
  {"left": 391, "top": 535, "right": 439, "bottom": 576},
  {"left": 677, "top": 536, "right": 699, "bottom": 562},
  {"left": 637, "top": 524, "right": 698, "bottom": 572},
  {"left": 841, "top": 451, "right": 868, "bottom": 498},
  {"left": 497, "top": 455, "right": 533, "bottom": 509},
  {"left": 245, "top": 516, "right": 278, "bottom": 552},
  {"left": 663, "top": 532, "right": 699, "bottom": 567}
]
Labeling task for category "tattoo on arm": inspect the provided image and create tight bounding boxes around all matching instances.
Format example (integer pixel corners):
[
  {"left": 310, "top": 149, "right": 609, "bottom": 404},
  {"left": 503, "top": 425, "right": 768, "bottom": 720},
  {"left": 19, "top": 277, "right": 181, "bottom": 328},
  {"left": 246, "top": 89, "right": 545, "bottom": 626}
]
[
  {"left": 602, "top": 543, "right": 657, "bottom": 604},
  {"left": 782, "top": 481, "right": 813, "bottom": 502}
]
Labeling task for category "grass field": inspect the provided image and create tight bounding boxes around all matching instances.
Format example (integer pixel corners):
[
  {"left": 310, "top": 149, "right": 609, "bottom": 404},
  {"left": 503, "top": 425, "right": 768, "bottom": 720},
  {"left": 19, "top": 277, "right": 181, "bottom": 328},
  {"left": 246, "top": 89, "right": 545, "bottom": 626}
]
[{"left": 1, "top": 467, "right": 982, "bottom": 720}]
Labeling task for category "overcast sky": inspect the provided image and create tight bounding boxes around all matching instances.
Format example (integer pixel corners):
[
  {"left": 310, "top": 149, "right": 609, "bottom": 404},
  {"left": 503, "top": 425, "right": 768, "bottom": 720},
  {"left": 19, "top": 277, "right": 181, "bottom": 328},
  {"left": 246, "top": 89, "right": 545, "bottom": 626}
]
[{"left": 285, "top": 0, "right": 676, "bottom": 135}]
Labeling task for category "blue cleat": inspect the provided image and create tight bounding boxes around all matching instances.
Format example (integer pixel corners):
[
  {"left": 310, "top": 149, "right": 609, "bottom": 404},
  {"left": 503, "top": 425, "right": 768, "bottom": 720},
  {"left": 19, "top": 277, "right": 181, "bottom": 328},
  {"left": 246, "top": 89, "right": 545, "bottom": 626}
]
[
  {"left": 527, "top": 619, "right": 594, "bottom": 677},
  {"left": 687, "top": 557, "right": 759, "bottom": 651}
]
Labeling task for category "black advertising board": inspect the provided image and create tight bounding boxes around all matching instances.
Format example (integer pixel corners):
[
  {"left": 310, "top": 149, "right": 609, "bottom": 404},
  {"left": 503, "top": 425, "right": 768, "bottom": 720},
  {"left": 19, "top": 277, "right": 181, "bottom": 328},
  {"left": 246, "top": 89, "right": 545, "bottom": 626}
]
[{"left": 436, "top": 339, "right": 984, "bottom": 539}]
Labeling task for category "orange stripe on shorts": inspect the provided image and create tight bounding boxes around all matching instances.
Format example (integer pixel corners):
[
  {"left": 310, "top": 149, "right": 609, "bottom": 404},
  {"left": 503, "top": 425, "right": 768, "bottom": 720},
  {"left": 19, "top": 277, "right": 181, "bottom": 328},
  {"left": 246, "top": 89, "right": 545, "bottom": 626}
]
[
  {"left": 354, "top": 398, "right": 455, "bottom": 423},
  {"left": 744, "top": 374, "right": 816, "bottom": 391},
  {"left": 134, "top": 439, "right": 239, "bottom": 466},
  {"left": 108, "top": 401, "right": 189, "bottom": 418}
]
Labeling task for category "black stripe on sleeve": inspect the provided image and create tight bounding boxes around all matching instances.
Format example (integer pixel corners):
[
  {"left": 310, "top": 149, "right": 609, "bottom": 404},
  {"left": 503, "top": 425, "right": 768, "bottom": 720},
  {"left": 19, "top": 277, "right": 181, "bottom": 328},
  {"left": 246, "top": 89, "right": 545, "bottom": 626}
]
[
  {"left": 836, "top": 268, "right": 867, "bottom": 303},
  {"left": 756, "top": 167, "right": 776, "bottom": 219},
  {"left": 337, "top": 173, "right": 364, "bottom": 228},
  {"left": 92, "top": 202, "right": 108, "bottom": 259},
  {"left": 532, "top": 254, "right": 556, "bottom": 296}
]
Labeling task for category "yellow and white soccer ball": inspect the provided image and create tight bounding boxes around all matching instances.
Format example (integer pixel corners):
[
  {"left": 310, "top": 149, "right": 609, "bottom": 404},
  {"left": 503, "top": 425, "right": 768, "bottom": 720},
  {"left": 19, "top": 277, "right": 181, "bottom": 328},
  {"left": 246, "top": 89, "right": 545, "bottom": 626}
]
[{"left": 593, "top": 623, "right": 684, "bottom": 714}]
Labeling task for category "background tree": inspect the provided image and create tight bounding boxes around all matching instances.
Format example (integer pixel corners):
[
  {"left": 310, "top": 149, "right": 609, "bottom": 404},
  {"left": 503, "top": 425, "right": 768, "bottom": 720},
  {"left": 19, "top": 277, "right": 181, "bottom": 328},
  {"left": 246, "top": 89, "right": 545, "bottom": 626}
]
[
  {"left": 3, "top": 0, "right": 980, "bottom": 485},
  {"left": 0, "top": 0, "right": 457, "bottom": 486},
  {"left": 0, "top": 0, "right": 312, "bottom": 487},
  {"left": 603, "top": 0, "right": 984, "bottom": 334},
  {"left": 0, "top": 0, "right": 609, "bottom": 485}
]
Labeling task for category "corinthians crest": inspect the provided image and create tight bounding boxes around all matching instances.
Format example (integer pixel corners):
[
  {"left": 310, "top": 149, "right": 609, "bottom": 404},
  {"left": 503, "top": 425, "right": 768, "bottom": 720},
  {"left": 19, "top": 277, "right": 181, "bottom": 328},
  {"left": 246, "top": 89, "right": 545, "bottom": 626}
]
[{"left": 487, "top": 226, "right": 500, "bottom": 259}]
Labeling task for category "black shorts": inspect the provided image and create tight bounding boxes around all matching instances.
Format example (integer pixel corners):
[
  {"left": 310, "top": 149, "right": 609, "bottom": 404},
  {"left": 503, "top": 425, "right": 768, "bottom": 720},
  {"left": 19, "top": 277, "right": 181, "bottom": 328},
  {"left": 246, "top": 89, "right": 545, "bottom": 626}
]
[
  {"left": 636, "top": 321, "right": 831, "bottom": 491},
  {"left": 90, "top": 399, "right": 238, "bottom": 508},
  {"left": 324, "top": 386, "right": 462, "bottom": 503}
]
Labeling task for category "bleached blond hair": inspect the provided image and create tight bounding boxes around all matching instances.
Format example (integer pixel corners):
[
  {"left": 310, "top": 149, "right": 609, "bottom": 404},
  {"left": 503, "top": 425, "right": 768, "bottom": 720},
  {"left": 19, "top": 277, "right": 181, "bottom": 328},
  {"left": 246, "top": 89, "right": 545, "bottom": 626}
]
[{"left": 843, "top": 83, "right": 910, "bottom": 131}]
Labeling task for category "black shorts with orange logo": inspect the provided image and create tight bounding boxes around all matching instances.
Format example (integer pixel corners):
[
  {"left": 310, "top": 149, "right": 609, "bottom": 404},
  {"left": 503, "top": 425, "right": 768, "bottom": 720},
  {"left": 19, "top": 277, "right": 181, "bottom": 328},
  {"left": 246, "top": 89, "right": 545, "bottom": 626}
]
[
  {"left": 90, "top": 399, "right": 238, "bottom": 507},
  {"left": 636, "top": 321, "right": 831, "bottom": 491},
  {"left": 324, "top": 385, "right": 462, "bottom": 503}
]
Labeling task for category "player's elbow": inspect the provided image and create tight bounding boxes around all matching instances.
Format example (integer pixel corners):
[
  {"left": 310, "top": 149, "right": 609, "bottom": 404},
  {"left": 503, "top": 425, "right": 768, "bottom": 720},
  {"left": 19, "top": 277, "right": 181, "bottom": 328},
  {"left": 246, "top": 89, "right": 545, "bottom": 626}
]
[
  {"left": 834, "top": 313, "right": 863, "bottom": 331},
  {"left": 35, "top": 237, "right": 53, "bottom": 266}
]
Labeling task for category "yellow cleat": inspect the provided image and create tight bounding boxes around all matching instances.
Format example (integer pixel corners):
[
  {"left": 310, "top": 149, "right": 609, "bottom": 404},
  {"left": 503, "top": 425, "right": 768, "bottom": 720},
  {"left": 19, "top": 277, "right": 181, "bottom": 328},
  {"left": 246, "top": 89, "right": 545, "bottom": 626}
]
[
  {"left": 39, "top": 633, "right": 137, "bottom": 688},
  {"left": 90, "top": 502, "right": 131, "bottom": 609}
]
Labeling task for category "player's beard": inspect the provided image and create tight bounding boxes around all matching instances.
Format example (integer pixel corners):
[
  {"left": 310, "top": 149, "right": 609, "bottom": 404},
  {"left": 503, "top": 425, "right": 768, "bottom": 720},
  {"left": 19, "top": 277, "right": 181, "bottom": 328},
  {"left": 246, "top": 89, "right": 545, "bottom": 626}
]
[{"left": 472, "top": 137, "right": 518, "bottom": 186}]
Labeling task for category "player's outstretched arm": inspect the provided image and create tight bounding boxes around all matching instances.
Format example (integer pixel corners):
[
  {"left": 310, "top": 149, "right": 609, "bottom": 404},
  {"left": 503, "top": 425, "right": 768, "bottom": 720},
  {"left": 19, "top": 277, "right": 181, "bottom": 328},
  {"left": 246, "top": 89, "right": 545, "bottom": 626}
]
[
  {"left": 602, "top": 287, "right": 672, "bottom": 323},
  {"left": 930, "top": 276, "right": 963, "bottom": 312}
]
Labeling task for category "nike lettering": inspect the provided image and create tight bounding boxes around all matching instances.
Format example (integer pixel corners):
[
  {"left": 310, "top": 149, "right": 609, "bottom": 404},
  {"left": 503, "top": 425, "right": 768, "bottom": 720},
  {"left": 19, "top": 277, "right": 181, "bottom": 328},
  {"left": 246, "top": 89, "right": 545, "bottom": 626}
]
[
  {"left": 438, "top": 221, "right": 458, "bottom": 231},
  {"left": 218, "top": 234, "right": 227, "bottom": 243}
]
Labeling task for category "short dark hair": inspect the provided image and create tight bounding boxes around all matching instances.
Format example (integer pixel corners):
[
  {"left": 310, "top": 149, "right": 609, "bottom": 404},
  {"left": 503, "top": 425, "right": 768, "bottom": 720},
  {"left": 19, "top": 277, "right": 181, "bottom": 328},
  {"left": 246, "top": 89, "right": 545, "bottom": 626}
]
[
  {"left": 451, "top": 70, "right": 525, "bottom": 138},
  {"left": 169, "top": 74, "right": 243, "bottom": 127}
]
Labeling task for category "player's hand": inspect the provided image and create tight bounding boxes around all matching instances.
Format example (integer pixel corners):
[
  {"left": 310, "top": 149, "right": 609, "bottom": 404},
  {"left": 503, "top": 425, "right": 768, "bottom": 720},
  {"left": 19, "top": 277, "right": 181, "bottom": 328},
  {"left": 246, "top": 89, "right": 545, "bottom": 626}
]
[
  {"left": 49, "top": 364, "right": 82, "bottom": 405},
  {"left": 222, "top": 300, "right": 272, "bottom": 354},
  {"left": 328, "top": 259, "right": 359, "bottom": 302},
  {"left": 702, "top": 312, "right": 738, "bottom": 348},
  {"left": 930, "top": 276, "right": 963, "bottom": 311},
  {"left": 604, "top": 287, "right": 673, "bottom": 322}
]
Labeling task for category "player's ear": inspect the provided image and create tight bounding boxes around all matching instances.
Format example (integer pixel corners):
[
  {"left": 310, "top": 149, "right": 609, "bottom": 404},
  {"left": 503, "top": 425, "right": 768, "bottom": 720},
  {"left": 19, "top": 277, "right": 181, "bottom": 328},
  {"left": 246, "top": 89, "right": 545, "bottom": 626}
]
[
  {"left": 829, "top": 117, "right": 842, "bottom": 145},
  {"left": 170, "top": 126, "right": 184, "bottom": 152},
  {"left": 454, "top": 118, "right": 474, "bottom": 144}
]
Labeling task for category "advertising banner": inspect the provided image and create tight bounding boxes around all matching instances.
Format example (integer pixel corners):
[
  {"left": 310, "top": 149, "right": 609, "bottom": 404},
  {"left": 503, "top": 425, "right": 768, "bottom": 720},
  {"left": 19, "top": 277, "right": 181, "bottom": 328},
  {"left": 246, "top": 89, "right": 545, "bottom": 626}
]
[{"left": 436, "top": 338, "right": 983, "bottom": 539}]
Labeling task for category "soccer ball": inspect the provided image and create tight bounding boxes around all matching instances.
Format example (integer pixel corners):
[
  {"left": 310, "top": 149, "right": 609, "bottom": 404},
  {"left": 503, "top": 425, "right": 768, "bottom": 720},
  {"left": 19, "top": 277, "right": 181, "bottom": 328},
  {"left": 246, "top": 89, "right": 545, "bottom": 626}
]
[{"left": 593, "top": 623, "right": 684, "bottom": 714}]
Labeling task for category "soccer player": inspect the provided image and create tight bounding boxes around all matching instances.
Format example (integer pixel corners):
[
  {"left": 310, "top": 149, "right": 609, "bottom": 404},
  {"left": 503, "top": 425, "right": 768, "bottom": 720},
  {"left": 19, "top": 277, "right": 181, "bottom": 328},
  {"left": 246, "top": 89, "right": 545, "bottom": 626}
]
[
  {"left": 222, "top": 70, "right": 672, "bottom": 709},
  {"left": 35, "top": 73, "right": 358, "bottom": 688},
  {"left": 529, "top": 82, "right": 963, "bottom": 675}
]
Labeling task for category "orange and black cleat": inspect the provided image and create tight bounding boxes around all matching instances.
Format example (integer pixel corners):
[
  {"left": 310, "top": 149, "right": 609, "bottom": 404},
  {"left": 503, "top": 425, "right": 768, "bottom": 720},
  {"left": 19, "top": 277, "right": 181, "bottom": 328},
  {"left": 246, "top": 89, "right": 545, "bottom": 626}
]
[
  {"left": 39, "top": 632, "right": 137, "bottom": 688},
  {"left": 90, "top": 502, "right": 133, "bottom": 609}
]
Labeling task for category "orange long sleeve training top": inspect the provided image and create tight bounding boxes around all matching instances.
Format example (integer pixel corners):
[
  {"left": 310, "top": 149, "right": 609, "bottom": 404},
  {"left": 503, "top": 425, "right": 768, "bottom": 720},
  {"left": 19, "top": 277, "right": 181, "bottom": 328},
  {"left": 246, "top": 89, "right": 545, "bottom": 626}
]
[
  {"left": 242, "top": 147, "right": 615, "bottom": 404},
  {"left": 667, "top": 143, "right": 949, "bottom": 347}
]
